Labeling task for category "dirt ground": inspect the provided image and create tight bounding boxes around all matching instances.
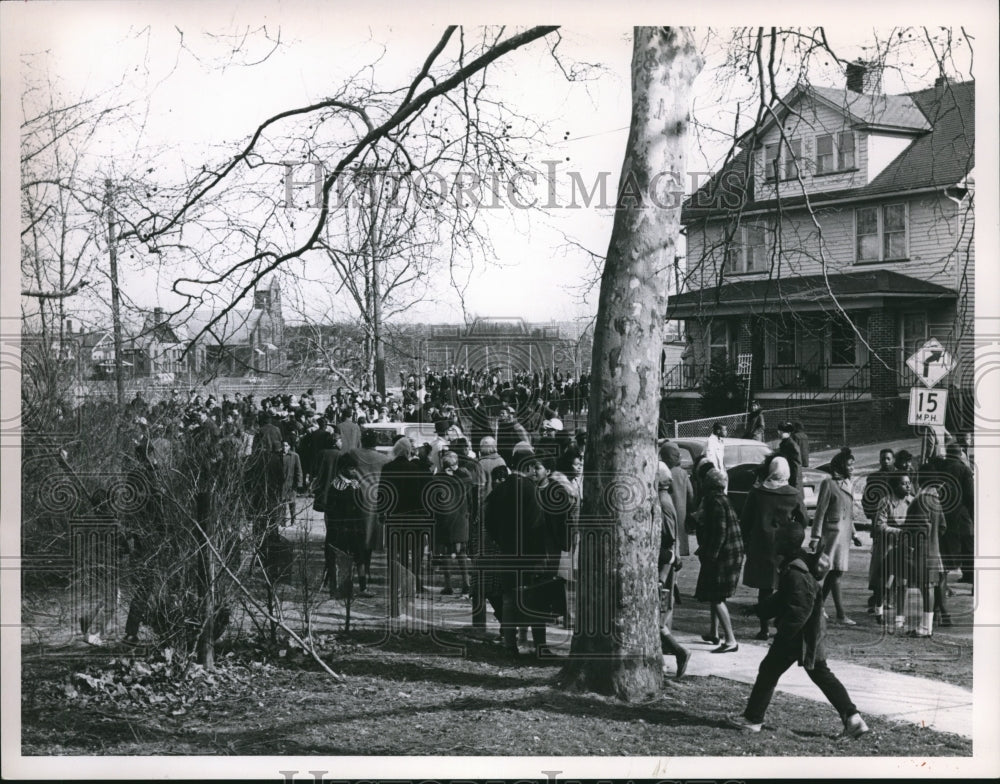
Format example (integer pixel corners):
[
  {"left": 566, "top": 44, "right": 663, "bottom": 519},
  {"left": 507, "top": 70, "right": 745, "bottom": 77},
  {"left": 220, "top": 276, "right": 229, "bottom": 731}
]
[{"left": 21, "top": 628, "right": 971, "bottom": 758}]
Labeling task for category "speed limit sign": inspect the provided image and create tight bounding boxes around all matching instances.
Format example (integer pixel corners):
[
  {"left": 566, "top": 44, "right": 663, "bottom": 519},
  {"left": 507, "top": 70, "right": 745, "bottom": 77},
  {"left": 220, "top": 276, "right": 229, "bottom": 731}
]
[{"left": 908, "top": 387, "right": 948, "bottom": 426}]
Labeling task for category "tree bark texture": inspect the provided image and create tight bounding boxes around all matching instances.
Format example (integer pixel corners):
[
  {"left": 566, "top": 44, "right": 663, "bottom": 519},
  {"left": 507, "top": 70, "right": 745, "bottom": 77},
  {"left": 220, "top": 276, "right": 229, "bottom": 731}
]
[{"left": 562, "top": 27, "right": 702, "bottom": 701}]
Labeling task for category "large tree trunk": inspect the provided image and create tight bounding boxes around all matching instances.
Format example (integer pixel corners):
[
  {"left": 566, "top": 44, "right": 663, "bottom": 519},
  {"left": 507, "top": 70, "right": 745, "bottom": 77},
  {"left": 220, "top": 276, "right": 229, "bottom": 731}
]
[{"left": 561, "top": 27, "right": 702, "bottom": 701}]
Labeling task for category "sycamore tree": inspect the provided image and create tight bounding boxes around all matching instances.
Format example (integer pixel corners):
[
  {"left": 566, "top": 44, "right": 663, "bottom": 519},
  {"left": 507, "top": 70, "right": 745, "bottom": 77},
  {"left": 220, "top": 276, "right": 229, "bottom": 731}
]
[{"left": 560, "top": 27, "right": 703, "bottom": 700}]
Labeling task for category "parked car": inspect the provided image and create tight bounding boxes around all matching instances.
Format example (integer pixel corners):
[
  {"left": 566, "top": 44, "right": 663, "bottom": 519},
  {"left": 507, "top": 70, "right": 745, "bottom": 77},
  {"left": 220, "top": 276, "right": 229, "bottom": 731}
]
[
  {"left": 668, "top": 436, "right": 824, "bottom": 516},
  {"left": 360, "top": 422, "right": 441, "bottom": 455}
]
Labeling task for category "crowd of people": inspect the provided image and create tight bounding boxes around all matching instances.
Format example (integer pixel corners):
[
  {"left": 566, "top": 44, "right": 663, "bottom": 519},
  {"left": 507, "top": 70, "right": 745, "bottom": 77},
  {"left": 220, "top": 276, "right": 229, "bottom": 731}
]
[{"left": 108, "top": 382, "right": 976, "bottom": 737}]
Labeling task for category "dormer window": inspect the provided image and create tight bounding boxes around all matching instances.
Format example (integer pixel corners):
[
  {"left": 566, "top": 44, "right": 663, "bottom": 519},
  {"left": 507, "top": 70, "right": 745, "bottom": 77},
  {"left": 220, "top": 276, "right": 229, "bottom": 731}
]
[
  {"left": 764, "top": 143, "right": 779, "bottom": 182},
  {"left": 816, "top": 131, "right": 856, "bottom": 174},
  {"left": 763, "top": 138, "right": 801, "bottom": 182}
]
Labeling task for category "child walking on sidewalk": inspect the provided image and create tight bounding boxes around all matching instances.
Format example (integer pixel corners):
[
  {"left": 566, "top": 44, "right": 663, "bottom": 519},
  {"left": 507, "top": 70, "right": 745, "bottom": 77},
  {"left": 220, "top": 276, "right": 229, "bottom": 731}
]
[{"left": 727, "top": 523, "right": 870, "bottom": 738}]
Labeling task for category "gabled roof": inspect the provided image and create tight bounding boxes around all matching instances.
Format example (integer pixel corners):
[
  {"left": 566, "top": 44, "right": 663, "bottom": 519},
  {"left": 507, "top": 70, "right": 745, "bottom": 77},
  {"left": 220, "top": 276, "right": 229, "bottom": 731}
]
[
  {"left": 186, "top": 307, "right": 266, "bottom": 346},
  {"left": 686, "top": 80, "right": 974, "bottom": 220},
  {"left": 77, "top": 330, "right": 112, "bottom": 349},
  {"left": 738, "top": 84, "right": 930, "bottom": 147},
  {"left": 667, "top": 269, "right": 956, "bottom": 318}
]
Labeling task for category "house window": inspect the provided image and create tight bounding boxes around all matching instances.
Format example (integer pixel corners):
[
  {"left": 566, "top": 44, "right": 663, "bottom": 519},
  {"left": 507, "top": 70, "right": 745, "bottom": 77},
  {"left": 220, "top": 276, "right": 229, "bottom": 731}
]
[
  {"left": 764, "top": 138, "right": 800, "bottom": 182},
  {"left": 776, "top": 329, "right": 795, "bottom": 365},
  {"left": 708, "top": 321, "right": 729, "bottom": 366},
  {"left": 785, "top": 138, "right": 801, "bottom": 179},
  {"left": 830, "top": 319, "right": 858, "bottom": 366},
  {"left": 725, "top": 225, "right": 768, "bottom": 274},
  {"left": 856, "top": 203, "right": 908, "bottom": 262},
  {"left": 764, "top": 143, "right": 779, "bottom": 182},
  {"left": 838, "top": 131, "right": 855, "bottom": 169},
  {"left": 883, "top": 204, "right": 906, "bottom": 259},
  {"left": 816, "top": 135, "right": 835, "bottom": 174},
  {"left": 816, "top": 131, "right": 856, "bottom": 174}
]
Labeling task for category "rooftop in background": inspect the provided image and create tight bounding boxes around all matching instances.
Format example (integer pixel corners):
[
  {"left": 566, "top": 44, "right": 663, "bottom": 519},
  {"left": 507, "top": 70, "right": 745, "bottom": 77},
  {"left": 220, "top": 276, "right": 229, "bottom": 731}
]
[{"left": 683, "top": 79, "right": 974, "bottom": 219}]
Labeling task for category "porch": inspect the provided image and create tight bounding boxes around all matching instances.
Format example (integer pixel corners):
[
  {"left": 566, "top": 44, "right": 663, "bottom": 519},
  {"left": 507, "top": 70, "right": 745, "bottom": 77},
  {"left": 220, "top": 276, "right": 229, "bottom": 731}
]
[{"left": 663, "top": 269, "right": 958, "bottom": 401}]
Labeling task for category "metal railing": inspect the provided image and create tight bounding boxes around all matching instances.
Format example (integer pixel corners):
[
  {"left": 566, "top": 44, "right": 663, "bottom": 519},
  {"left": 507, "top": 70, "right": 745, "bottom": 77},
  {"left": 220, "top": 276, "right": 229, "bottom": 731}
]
[
  {"left": 762, "top": 361, "right": 828, "bottom": 392},
  {"left": 661, "top": 361, "right": 702, "bottom": 390}
]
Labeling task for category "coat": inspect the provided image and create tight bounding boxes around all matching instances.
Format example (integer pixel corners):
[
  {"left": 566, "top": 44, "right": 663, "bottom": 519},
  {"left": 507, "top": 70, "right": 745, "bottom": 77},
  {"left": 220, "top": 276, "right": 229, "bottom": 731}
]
[
  {"left": 430, "top": 467, "right": 473, "bottom": 545},
  {"left": 758, "top": 553, "right": 826, "bottom": 670},
  {"left": 312, "top": 448, "right": 343, "bottom": 512},
  {"left": 741, "top": 484, "right": 809, "bottom": 591},
  {"left": 792, "top": 430, "right": 811, "bottom": 468},
  {"left": 658, "top": 482, "right": 679, "bottom": 569},
  {"left": 281, "top": 452, "right": 303, "bottom": 501},
  {"left": 484, "top": 473, "right": 546, "bottom": 586},
  {"left": 777, "top": 437, "right": 802, "bottom": 488},
  {"left": 810, "top": 475, "right": 855, "bottom": 572},
  {"left": 870, "top": 493, "right": 911, "bottom": 589},
  {"left": 694, "top": 490, "right": 745, "bottom": 602},
  {"left": 348, "top": 447, "right": 391, "bottom": 550},
  {"left": 337, "top": 420, "right": 361, "bottom": 453},
  {"left": 938, "top": 456, "right": 974, "bottom": 538},
  {"left": 861, "top": 468, "right": 894, "bottom": 522},
  {"left": 478, "top": 453, "right": 507, "bottom": 497},
  {"left": 378, "top": 455, "right": 432, "bottom": 520},
  {"left": 669, "top": 465, "right": 695, "bottom": 556},
  {"left": 901, "top": 485, "right": 947, "bottom": 579},
  {"left": 324, "top": 476, "right": 366, "bottom": 560}
]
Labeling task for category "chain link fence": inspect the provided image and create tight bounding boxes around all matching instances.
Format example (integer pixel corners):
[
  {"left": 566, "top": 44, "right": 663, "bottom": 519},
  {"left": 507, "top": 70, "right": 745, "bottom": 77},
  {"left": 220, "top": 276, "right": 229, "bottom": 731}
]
[{"left": 666, "top": 397, "right": 911, "bottom": 448}]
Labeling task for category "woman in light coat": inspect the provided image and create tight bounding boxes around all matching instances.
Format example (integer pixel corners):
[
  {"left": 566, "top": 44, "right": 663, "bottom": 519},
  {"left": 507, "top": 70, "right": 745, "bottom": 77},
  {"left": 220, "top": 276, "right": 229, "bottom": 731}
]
[{"left": 810, "top": 447, "right": 858, "bottom": 625}]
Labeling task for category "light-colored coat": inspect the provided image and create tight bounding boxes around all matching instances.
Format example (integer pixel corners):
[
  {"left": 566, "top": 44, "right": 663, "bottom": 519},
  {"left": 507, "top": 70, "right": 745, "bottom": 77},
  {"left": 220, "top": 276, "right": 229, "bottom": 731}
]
[{"left": 810, "top": 476, "right": 855, "bottom": 572}]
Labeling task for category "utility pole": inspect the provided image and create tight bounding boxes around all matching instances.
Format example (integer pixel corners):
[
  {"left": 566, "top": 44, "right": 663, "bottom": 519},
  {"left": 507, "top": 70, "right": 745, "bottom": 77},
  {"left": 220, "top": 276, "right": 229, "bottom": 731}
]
[{"left": 105, "top": 179, "right": 124, "bottom": 407}]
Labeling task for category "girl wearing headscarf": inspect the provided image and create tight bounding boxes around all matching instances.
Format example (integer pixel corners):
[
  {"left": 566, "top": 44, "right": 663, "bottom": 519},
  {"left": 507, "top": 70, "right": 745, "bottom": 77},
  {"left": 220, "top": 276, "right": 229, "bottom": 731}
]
[
  {"left": 810, "top": 447, "right": 858, "bottom": 624},
  {"left": 324, "top": 452, "right": 367, "bottom": 597},
  {"left": 694, "top": 467, "right": 745, "bottom": 653},
  {"left": 741, "top": 455, "right": 809, "bottom": 640}
]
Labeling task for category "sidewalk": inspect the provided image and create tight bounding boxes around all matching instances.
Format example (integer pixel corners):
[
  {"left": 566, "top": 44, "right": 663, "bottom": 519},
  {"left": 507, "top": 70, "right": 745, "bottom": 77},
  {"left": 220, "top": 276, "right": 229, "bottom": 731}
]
[{"left": 668, "top": 631, "right": 972, "bottom": 738}]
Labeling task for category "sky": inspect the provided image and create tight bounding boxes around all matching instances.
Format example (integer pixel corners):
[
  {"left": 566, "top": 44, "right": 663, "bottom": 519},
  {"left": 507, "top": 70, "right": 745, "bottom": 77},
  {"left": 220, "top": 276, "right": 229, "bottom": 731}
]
[{"left": 2, "top": 3, "right": 992, "bottom": 331}]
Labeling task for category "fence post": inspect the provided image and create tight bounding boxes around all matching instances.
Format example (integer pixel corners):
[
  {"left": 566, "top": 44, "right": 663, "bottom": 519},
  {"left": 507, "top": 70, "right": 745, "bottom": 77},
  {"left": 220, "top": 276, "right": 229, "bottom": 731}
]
[
  {"left": 841, "top": 402, "right": 847, "bottom": 444},
  {"left": 673, "top": 420, "right": 678, "bottom": 438}
]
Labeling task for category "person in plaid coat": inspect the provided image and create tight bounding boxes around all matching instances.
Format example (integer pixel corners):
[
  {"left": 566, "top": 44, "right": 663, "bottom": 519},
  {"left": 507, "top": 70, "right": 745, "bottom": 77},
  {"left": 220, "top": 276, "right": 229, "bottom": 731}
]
[{"left": 694, "top": 467, "right": 745, "bottom": 653}]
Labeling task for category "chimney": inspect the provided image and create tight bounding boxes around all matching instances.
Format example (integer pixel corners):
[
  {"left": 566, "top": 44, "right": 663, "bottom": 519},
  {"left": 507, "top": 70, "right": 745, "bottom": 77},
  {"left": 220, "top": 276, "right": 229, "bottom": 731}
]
[
  {"left": 153, "top": 307, "right": 164, "bottom": 324},
  {"left": 65, "top": 318, "right": 73, "bottom": 334},
  {"left": 846, "top": 60, "right": 882, "bottom": 94},
  {"left": 935, "top": 74, "right": 950, "bottom": 88}
]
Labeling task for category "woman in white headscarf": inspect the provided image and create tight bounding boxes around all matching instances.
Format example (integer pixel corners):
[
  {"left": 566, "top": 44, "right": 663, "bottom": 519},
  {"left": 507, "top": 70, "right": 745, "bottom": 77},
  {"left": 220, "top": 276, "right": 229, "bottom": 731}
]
[{"left": 741, "top": 455, "right": 809, "bottom": 640}]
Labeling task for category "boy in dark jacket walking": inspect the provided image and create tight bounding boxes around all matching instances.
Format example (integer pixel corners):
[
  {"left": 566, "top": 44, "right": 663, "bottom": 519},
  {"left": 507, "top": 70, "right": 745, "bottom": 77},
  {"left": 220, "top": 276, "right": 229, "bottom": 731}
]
[{"left": 727, "top": 523, "right": 870, "bottom": 738}]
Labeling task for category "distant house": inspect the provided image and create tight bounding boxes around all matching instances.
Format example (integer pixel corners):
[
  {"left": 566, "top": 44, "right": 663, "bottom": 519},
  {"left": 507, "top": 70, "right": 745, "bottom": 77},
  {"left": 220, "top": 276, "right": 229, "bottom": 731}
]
[
  {"left": 125, "top": 308, "right": 202, "bottom": 382},
  {"left": 191, "top": 278, "right": 286, "bottom": 376},
  {"left": 669, "top": 66, "right": 973, "bottom": 427}
]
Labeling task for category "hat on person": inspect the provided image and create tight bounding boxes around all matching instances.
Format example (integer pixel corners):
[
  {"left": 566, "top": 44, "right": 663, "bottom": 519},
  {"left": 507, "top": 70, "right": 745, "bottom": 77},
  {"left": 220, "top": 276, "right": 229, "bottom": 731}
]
[
  {"left": 778, "top": 421, "right": 794, "bottom": 434},
  {"left": 511, "top": 441, "right": 534, "bottom": 459},
  {"left": 542, "top": 418, "right": 564, "bottom": 432}
]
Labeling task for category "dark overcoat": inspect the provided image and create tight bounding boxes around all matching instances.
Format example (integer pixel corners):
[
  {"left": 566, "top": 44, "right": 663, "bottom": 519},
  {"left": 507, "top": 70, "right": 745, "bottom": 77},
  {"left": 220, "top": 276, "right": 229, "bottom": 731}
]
[{"left": 741, "top": 484, "right": 809, "bottom": 591}]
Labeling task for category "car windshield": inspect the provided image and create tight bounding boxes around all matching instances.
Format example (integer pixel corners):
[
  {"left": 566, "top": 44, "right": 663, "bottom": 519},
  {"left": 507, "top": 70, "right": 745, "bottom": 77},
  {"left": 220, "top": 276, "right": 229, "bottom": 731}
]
[{"left": 730, "top": 443, "right": 771, "bottom": 468}]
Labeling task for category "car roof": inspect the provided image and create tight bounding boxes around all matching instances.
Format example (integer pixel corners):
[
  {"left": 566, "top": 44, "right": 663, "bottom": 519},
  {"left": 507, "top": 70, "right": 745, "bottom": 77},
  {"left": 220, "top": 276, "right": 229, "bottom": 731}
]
[{"left": 671, "top": 436, "right": 771, "bottom": 447}]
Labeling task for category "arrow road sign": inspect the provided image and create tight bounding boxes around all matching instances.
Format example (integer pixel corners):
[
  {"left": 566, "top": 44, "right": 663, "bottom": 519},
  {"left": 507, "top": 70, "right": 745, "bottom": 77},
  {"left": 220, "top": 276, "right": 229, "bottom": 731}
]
[{"left": 905, "top": 338, "right": 955, "bottom": 388}]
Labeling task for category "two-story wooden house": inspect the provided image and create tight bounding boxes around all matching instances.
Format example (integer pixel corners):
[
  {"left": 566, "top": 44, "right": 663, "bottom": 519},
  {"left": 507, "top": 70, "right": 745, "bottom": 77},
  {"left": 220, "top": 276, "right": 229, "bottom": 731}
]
[{"left": 670, "top": 65, "right": 973, "bottom": 432}]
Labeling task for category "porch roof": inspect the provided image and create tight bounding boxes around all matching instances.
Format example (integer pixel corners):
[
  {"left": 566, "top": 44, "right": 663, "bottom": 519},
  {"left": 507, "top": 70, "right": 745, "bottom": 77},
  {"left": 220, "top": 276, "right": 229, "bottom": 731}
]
[{"left": 666, "top": 269, "right": 956, "bottom": 319}]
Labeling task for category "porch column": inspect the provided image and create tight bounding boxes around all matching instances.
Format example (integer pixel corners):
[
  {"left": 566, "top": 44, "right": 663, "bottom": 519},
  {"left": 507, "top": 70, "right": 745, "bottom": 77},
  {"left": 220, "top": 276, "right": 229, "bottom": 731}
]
[{"left": 867, "top": 309, "right": 898, "bottom": 399}]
